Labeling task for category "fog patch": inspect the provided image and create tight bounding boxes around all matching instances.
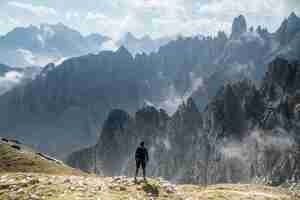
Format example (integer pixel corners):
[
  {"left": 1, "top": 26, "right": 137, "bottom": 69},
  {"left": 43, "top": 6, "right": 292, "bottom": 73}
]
[
  {"left": 0, "top": 71, "right": 23, "bottom": 95},
  {"left": 16, "top": 49, "right": 35, "bottom": 66},
  {"left": 220, "top": 129, "right": 295, "bottom": 160},
  {"left": 240, "top": 31, "right": 265, "bottom": 46},
  {"left": 162, "top": 137, "right": 171, "bottom": 150},
  {"left": 100, "top": 40, "right": 120, "bottom": 51},
  {"left": 159, "top": 73, "right": 203, "bottom": 115}
]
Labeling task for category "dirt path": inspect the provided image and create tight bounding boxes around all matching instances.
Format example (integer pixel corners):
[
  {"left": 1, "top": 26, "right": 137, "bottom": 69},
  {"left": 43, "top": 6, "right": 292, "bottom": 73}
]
[{"left": 178, "top": 184, "right": 299, "bottom": 200}]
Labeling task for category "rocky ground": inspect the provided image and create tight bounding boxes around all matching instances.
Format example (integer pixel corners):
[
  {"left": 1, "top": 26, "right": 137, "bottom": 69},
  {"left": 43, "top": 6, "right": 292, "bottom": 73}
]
[
  {"left": 0, "top": 137, "right": 299, "bottom": 200},
  {"left": 0, "top": 173, "right": 299, "bottom": 200}
]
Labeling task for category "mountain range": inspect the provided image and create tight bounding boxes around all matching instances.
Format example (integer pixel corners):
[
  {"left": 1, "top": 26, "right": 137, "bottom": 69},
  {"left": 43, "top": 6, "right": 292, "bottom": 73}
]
[
  {"left": 0, "top": 23, "right": 110, "bottom": 67},
  {"left": 0, "top": 12, "right": 300, "bottom": 169},
  {"left": 0, "top": 23, "right": 174, "bottom": 68},
  {"left": 67, "top": 57, "right": 300, "bottom": 184},
  {"left": 117, "top": 32, "right": 173, "bottom": 56}
]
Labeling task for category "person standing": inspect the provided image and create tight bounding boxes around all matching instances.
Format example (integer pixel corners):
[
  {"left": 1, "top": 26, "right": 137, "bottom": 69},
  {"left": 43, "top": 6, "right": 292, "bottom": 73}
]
[{"left": 134, "top": 142, "right": 149, "bottom": 182}]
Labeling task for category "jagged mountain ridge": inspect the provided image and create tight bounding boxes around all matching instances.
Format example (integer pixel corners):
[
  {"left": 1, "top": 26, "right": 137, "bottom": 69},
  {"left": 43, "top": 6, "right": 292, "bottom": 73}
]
[
  {"left": 0, "top": 23, "right": 110, "bottom": 67},
  {"left": 68, "top": 57, "right": 300, "bottom": 185},
  {"left": 0, "top": 13, "right": 300, "bottom": 160},
  {"left": 117, "top": 32, "right": 173, "bottom": 56},
  {"left": 0, "top": 23, "right": 174, "bottom": 68},
  {"left": 0, "top": 29, "right": 229, "bottom": 158},
  {"left": 192, "top": 12, "right": 300, "bottom": 110}
]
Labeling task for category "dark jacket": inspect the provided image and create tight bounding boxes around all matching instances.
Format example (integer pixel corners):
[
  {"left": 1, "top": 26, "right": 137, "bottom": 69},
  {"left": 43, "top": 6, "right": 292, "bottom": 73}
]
[{"left": 135, "top": 146, "right": 149, "bottom": 162}]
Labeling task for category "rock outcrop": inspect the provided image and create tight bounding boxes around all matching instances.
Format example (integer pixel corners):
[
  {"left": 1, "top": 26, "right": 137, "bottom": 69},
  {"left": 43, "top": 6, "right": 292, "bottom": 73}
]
[
  {"left": 231, "top": 15, "right": 247, "bottom": 39},
  {"left": 276, "top": 12, "right": 300, "bottom": 46},
  {"left": 67, "top": 98, "right": 204, "bottom": 182}
]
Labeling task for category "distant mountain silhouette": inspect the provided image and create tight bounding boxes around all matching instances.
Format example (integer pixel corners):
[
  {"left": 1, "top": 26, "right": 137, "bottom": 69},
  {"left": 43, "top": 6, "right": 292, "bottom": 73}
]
[
  {"left": 0, "top": 23, "right": 110, "bottom": 67},
  {"left": 117, "top": 32, "right": 173, "bottom": 55}
]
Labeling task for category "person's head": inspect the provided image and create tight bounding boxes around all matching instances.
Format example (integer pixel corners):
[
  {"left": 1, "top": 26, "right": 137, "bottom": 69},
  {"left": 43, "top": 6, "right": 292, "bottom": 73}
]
[{"left": 140, "top": 141, "right": 145, "bottom": 147}]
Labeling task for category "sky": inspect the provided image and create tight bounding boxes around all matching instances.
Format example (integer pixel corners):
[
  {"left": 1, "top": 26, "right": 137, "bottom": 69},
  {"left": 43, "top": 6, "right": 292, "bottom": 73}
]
[{"left": 0, "top": 0, "right": 299, "bottom": 39}]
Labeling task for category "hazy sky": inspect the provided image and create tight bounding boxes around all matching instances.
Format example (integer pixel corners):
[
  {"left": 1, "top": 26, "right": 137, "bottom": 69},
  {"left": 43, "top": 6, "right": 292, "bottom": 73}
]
[{"left": 0, "top": 0, "right": 299, "bottom": 39}]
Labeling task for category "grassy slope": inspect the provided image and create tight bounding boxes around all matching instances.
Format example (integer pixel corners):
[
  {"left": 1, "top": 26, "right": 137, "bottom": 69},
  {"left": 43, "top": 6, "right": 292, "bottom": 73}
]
[
  {"left": 0, "top": 138, "right": 83, "bottom": 176},
  {"left": 0, "top": 138, "right": 298, "bottom": 200}
]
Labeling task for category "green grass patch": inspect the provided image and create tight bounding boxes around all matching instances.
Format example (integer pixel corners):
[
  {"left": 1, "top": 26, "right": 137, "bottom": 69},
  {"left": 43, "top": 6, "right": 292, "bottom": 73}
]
[{"left": 142, "top": 180, "right": 160, "bottom": 197}]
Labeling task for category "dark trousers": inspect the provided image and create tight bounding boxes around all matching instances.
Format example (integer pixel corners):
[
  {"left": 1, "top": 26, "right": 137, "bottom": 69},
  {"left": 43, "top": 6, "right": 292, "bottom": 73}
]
[{"left": 135, "top": 159, "right": 146, "bottom": 178}]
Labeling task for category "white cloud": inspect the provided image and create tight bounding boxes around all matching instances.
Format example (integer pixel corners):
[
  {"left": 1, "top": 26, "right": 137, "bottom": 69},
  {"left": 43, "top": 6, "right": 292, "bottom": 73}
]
[
  {"left": 0, "top": 0, "right": 299, "bottom": 39},
  {"left": 100, "top": 40, "right": 120, "bottom": 51},
  {"left": 158, "top": 73, "right": 203, "bottom": 114},
  {"left": 3, "top": 71, "right": 23, "bottom": 82},
  {"left": 66, "top": 11, "right": 79, "bottom": 20},
  {"left": 8, "top": 1, "right": 58, "bottom": 16},
  {"left": 16, "top": 49, "right": 35, "bottom": 65},
  {"left": 86, "top": 12, "right": 107, "bottom": 20},
  {"left": 0, "top": 71, "right": 23, "bottom": 95}
]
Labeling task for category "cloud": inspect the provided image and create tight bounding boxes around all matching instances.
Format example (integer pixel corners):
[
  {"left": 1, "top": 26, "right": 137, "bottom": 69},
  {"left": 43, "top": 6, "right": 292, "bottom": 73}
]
[
  {"left": 0, "top": 71, "right": 23, "bottom": 95},
  {"left": 65, "top": 11, "right": 79, "bottom": 20},
  {"left": 1, "top": 0, "right": 299, "bottom": 39},
  {"left": 158, "top": 73, "right": 204, "bottom": 114},
  {"left": 220, "top": 129, "right": 295, "bottom": 161},
  {"left": 86, "top": 12, "right": 107, "bottom": 20},
  {"left": 16, "top": 49, "right": 35, "bottom": 65},
  {"left": 8, "top": 1, "right": 57, "bottom": 16},
  {"left": 100, "top": 40, "right": 120, "bottom": 51}
]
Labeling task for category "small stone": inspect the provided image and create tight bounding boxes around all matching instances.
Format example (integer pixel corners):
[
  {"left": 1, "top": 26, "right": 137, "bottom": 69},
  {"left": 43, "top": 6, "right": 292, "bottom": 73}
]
[{"left": 64, "top": 178, "right": 71, "bottom": 183}]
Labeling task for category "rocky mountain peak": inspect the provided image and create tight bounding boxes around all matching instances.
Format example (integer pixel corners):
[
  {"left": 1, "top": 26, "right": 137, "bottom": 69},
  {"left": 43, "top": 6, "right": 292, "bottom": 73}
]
[
  {"left": 262, "top": 58, "right": 300, "bottom": 99},
  {"left": 102, "top": 109, "right": 131, "bottom": 132},
  {"left": 277, "top": 12, "right": 300, "bottom": 45},
  {"left": 123, "top": 32, "right": 137, "bottom": 43},
  {"left": 217, "top": 31, "right": 228, "bottom": 40},
  {"left": 186, "top": 98, "right": 198, "bottom": 111},
  {"left": 172, "top": 98, "right": 202, "bottom": 129},
  {"left": 135, "top": 106, "right": 169, "bottom": 127},
  {"left": 40, "top": 63, "right": 55, "bottom": 76},
  {"left": 230, "top": 15, "right": 247, "bottom": 39},
  {"left": 116, "top": 45, "right": 132, "bottom": 59},
  {"left": 288, "top": 12, "right": 299, "bottom": 21}
]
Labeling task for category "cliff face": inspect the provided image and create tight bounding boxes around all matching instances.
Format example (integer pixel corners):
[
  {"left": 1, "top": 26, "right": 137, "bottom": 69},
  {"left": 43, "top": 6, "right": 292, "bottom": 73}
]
[
  {"left": 203, "top": 58, "right": 300, "bottom": 183},
  {"left": 67, "top": 98, "right": 204, "bottom": 183},
  {"left": 68, "top": 58, "right": 300, "bottom": 185}
]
